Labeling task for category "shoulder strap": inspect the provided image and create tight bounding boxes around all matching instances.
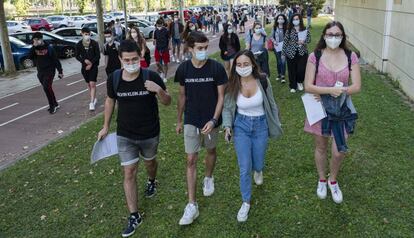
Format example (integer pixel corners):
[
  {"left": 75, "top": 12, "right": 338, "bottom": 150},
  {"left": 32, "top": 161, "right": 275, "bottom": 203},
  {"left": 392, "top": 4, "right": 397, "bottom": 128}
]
[
  {"left": 259, "top": 74, "right": 268, "bottom": 94},
  {"left": 142, "top": 68, "right": 149, "bottom": 83},
  {"left": 345, "top": 49, "right": 352, "bottom": 72},
  {"left": 249, "top": 30, "right": 253, "bottom": 48},
  {"left": 112, "top": 69, "right": 122, "bottom": 99},
  {"left": 315, "top": 50, "right": 322, "bottom": 76}
]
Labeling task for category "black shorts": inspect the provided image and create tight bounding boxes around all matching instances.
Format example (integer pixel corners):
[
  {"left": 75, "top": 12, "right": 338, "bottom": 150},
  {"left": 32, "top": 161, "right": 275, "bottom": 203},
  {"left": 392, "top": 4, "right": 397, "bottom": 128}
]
[{"left": 81, "top": 66, "right": 98, "bottom": 83}]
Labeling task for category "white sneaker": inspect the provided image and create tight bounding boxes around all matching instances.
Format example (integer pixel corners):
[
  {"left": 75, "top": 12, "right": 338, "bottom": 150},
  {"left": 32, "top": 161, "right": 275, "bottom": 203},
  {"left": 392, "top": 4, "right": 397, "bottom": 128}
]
[
  {"left": 237, "top": 202, "right": 250, "bottom": 222},
  {"left": 89, "top": 102, "right": 95, "bottom": 111},
  {"left": 328, "top": 179, "right": 343, "bottom": 204},
  {"left": 290, "top": 89, "right": 296, "bottom": 93},
  {"left": 179, "top": 203, "right": 199, "bottom": 225},
  {"left": 203, "top": 176, "right": 215, "bottom": 196},
  {"left": 93, "top": 98, "right": 97, "bottom": 106},
  {"left": 253, "top": 171, "right": 263, "bottom": 185},
  {"left": 297, "top": 83, "right": 304, "bottom": 91},
  {"left": 316, "top": 180, "right": 327, "bottom": 199},
  {"left": 163, "top": 77, "right": 167, "bottom": 83},
  {"left": 171, "top": 55, "right": 176, "bottom": 62},
  {"left": 176, "top": 58, "right": 181, "bottom": 63},
  {"left": 275, "top": 76, "right": 280, "bottom": 81},
  {"left": 160, "top": 72, "right": 165, "bottom": 79}
]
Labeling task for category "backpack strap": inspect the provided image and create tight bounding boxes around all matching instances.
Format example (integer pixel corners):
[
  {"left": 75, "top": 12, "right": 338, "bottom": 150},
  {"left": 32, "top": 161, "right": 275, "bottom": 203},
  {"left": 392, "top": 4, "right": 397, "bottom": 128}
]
[
  {"left": 249, "top": 30, "right": 253, "bottom": 49},
  {"left": 112, "top": 69, "right": 122, "bottom": 99},
  {"left": 345, "top": 49, "right": 353, "bottom": 72},
  {"left": 141, "top": 68, "right": 149, "bottom": 83},
  {"left": 314, "top": 49, "right": 322, "bottom": 76}
]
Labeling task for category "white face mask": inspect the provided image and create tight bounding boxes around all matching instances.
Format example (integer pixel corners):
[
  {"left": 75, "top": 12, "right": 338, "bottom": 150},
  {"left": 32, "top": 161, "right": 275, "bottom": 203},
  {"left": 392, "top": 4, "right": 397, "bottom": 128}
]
[
  {"left": 124, "top": 62, "right": 140, "bottom": 73},
  {"left": 278, "top": 19, "right": 285, "bottom": 24},
  {"left": 105, "top": 37, "right": 112, "bottom": 43},
  {"left": 292, "top": 20, "right": 300, "bottom": 26},
  {"left": 236, "top": 66, "right": 253, "bottom": 77},
  {"left": 228, "top": 28, "right": 233, "bottom": 34},
  {"left": 157, "top": 26, "right": 162, "bottom": 30},
  {"left": 83, "top": 35, "right": 91, "bottom": 41},
  {"left": 255, "top": 28, "right": 262, "bottom": 35},
  {"left": 325, "top": 37, "right": 342, "bottom": 49},
  {"left": 190, "top": 26, "right": 196, "bottom": 31}
]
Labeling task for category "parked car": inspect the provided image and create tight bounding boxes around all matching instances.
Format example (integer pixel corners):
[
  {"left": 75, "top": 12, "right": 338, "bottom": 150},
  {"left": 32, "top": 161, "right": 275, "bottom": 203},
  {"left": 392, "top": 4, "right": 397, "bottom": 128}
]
[
  {"left": 123, "top": 20, "right": 155, "bottom": 39},
  {"left": 25, "top": 18, "right": 54, "bottom": 31},
  {"left": 84, "top": 15, "right": 97, "bottom": 21},
  {"left": 52, "top": 27, "right": 98, "bottom": 41},
  {"left": 135, "top": 13, "right": 158, "bottom": 25},
  {"left": 10, "top": 31, "right": 77, "bottom": 58},
  {"left": 71, "top": 16, "right": 90, "bottom": 28},
  {"left": 0, "top": 37, "right": 33, "bottom": 70},
  {"left": 6, "top": 21, "right": 32, "bottom": 34},
  {"left": 158, "top": 10, "right": 192, "bottom": 21},
  {"left": 46, "top": 15, "right": 74, "bottom": 29}
]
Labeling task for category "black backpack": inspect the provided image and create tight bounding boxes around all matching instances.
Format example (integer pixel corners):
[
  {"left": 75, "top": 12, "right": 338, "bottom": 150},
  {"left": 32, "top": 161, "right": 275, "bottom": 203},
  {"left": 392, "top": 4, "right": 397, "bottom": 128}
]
[
  {"left": 111, "top": 68, "right": 150, "bottom": 99},
  {"left": 314, "top": 49, "right": 353, "bottom": 76}
]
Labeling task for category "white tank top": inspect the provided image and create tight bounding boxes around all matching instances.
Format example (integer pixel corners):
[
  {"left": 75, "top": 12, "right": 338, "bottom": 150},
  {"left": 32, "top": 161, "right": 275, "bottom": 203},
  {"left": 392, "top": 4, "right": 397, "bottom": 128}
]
[{"left": 237, "top": 88, "right": 265, "bottom": 117}]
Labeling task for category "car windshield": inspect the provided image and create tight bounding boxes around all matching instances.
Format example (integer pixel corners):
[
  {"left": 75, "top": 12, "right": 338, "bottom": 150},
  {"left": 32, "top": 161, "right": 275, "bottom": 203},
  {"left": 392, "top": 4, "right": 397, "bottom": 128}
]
[
  {"left": 43, "top": 32, "right": 64, "bottom": 40},
  {"left": 9, "top": 37, "right": 27, "bottom": 47}
]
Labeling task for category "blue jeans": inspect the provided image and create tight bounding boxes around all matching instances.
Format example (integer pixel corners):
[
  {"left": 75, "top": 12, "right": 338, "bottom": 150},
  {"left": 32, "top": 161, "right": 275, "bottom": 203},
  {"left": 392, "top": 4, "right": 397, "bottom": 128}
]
[
  {"left": 274, "top": 50, "right": 286, "bottom": 77},
  {"left": 234, "top": 113, "right": 269, "bottom": 202},
  {"left": 307, "top": 16, "right": 311, "bottom": 28}
]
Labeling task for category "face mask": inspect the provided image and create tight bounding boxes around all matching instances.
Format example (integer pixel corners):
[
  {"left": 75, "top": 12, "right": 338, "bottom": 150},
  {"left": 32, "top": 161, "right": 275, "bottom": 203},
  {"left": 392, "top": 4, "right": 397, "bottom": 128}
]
[
  {"left": 228, "top": 28, "right": 233, "bottom": 34},
  {"left": 174, "top": 18, "right": 178, "bottom": 22},
  {"left": 325, "top": 37, "right": 342, "bottom": 49},
  {"left": 131, "top": 32, "right": 138, "bottom": 39},
  {"left": 33, "top": 39, "right": 43, "bottom": 46},
  {"left": 105, "top": 37, "right": 112, "bottom": 43},
  {"left": 195, "top": 50, "right": 208, "bottom": 61},
  {"left": 255, "top": 28, "right": 261, "bottom": 35},
  {"left": 278, "top": 19, "right": 285, "bottom": 24},
  {"left": 83, "top": 35, "right": 91, "bottom": 41},
  {"left": 190, "top": 26, "right": 196, "bottom": 31},
  {"left": 236, "top": 66, "right": 253, "bottom": 77},
  {"left": 292, "top": 20, "right": 300, "bottom": 26},
  {"left": 124, "top": 62, "right": 140, "bottom": 73}
]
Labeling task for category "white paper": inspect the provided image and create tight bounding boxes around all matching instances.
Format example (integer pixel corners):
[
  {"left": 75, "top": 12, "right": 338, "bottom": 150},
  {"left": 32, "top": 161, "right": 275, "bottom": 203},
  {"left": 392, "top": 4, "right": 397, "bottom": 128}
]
[
  {"left": 90, "top": 133, "right": 118, "bottom": 164},
  {"left": 298, "top": 30, "right": 307, "bottom": 41},
  {"left": 275, "top": 41, "right": 283, "bottom": 52},
  {"left": 301, "top": 93, "right": 327, "bottom": 126}
]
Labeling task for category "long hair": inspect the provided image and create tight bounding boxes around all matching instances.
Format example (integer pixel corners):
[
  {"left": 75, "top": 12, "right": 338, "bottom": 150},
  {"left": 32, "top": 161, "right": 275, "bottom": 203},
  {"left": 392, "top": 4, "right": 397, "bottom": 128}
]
[
  {"left": 226, "top": 50, "right": 264, "bottom": 100},
  {"left": 273, "top": 14, "right": 288, "bottom": 33},
  {"left": 314, "top": 21, "right": 350, "bottom": 53},
  {"left": 126, "top": 26, "right": 145, "bottom": 53},
  {"left": 182, "top": 21, "right": 196, "bottom": 40},
  {"left": 287, "top": 13, "right": 306, "bottom": 33},
  {"left": 221, "top": 23, "right": 235, "bottom": 45}
]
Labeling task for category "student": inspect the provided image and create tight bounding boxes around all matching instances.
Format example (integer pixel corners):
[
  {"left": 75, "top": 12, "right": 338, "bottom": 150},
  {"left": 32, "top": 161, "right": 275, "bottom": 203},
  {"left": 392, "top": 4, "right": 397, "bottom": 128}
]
[
  {"left": 304, "top": 21, "right": 361, "bottom": 204},
  {"left": 97, "top": 40, "right": 171, "bottom": 237},
  {"left": 28, "top": 32, "right": 63, "bottom": 114},
  {"left": 245, "top": 21, "right": 270, "bottom": 76},
  {"left": 153, "top": 19, "right": 171, "bottom": 82},
  {"left": 222, "top": 49, "right": 282, "bottom": 222},
  {"left": 282, "top": 13, "right": 311, "bottom": 93},
  {"left": 169, "top": 15, "right": 184, "bottom": 63},
  {"left": 75, "top": 27, "right": 100, "bottom": 111},
  {"left": 175, "top": 31, "right": 227, "bottom": 226},
  {"left": 103, "top": 29, "right": 121, "bottom": 76},
  {"left": 271, "top": 14, "right": 288, "bottom": 83},
  {"left": 126, "top": 26, "right": 150, "bottom": 69},
  {"left": 182, "top": 21, "right": 197, "bottom": 61},
  {"left": 306, "top": 3, "right": 313, "bottom": 29},
  {"left": 219, "top": 23, "right": 241, "bottom": 76}
]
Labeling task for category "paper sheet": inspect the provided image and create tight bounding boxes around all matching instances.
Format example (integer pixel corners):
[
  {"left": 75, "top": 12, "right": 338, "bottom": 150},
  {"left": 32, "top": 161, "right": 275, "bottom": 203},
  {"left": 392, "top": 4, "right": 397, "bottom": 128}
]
[
  {"left": 298, "top": 30, "right": 307, "bottom": 42},
  {"left": 90, "top": 133, "right": 118, "bottom": 164},
  {"left": 275, "top": 41, "right": 283, "bottom": 52},
  {"left": 301, "top": 93, "right": 327, "bottom": 126}
]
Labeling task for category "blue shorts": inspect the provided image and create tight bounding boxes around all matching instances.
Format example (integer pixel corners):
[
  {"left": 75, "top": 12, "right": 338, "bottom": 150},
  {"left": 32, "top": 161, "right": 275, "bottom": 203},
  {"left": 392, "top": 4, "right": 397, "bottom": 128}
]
[{"left": 172, "top": 38, "right": 181, "bottom": 47}]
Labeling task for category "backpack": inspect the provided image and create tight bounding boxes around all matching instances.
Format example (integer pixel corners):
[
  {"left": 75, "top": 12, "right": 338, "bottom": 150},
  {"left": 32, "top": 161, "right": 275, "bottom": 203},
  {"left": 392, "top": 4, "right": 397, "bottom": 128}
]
[
  {"left": 314, "top": 49, "right": 353, "bottom": 76},
  {"left": 111, "top": 68, "right": 150, "bottom": 99}
]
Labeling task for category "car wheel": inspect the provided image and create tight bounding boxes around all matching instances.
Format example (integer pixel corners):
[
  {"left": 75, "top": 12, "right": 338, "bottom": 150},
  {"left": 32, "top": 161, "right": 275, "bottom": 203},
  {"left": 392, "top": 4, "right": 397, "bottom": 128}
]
[
  {"left": 149, "top": 31, "right": 153, "bottom": 39},
  {"left": 21, "top": 58, "right": 34, "bottom": 69},
  {"left": 60, "top": 25, "right": 67, "bottom": 28},
  {"left": 63, "top": 47, "right": 75, "bottom": 58},
  {"left": 39, "top": 27, "right": 46, "bottom": 31}
]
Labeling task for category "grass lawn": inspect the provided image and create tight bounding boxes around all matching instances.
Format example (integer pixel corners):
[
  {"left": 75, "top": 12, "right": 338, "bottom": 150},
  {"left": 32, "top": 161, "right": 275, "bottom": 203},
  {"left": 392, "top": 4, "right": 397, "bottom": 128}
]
[{"left": 1, "top": 17, "right": 413, "bottom": 237}]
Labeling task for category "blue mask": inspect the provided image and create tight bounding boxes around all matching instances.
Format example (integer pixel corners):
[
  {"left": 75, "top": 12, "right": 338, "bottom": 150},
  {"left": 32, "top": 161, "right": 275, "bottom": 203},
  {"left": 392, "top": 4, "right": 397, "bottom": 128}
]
[{"left": 195, "top": 50, "right": 208, "bottom": 61}]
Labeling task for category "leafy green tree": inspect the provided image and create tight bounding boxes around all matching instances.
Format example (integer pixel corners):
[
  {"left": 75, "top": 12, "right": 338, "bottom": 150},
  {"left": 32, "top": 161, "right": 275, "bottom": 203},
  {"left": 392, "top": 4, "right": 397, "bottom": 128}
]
[
  {"left": 76, "top": 0, "right": 87, "bottom": 14},
  {"left": 14, "top": 0, "right": 30, "bottom": 16}
]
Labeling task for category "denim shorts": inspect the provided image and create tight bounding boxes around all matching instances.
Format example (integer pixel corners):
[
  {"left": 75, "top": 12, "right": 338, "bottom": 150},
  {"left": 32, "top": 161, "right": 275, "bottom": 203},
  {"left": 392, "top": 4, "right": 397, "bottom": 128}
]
[
  {"left": 172, "top": 38, "right": 181, "bottom": 47},
  {"left": 117, "top": 135, "right": 159, "bottom": 166}
]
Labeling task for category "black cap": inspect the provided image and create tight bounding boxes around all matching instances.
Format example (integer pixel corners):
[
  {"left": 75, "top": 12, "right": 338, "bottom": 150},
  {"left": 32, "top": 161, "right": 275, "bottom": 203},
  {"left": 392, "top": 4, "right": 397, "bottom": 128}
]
[
  {"left": 81, "top": 27, "right": 90, "bottom": 33},
  {"left": 32, "top": 32, "right": 43, "bottom": 40}
]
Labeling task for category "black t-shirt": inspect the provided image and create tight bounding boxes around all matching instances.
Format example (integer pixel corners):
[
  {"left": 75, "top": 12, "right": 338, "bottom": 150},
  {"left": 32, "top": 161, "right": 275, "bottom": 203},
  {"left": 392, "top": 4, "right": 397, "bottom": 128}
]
[
  {"left": 174, "top": 59, "right": 228, "bottom": 129},
  {"left": 104, "top": 42, "right": 121, "bottom": 72},
  {"left": 107, "top": 69, "right": 166, "bottom": 140},
  {"left": 154, "top": 27, "right": 170, "bottom": 51}
]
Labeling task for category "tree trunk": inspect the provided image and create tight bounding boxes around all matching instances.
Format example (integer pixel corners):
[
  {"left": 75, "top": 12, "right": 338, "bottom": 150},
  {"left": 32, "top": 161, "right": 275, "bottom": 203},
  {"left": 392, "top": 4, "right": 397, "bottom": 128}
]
[
  {"left": 0, "top": 2, "right": 16, "bottom": 73},
  {"left": 96, "top": 0, "right": 105, "bottom": 52}
]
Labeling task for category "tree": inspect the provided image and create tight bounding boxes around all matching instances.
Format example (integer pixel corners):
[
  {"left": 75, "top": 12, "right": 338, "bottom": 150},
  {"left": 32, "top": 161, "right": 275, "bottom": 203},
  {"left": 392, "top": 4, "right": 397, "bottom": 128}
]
[
  {"left": 0, "top": 1, "right": 17, "bottom": 73},
  {"left": 54, "top": 0, "right": 62, "bottom": 13},
  {"left": 76, "top": 0, "right": 87, "bottom": 14},
  {"left": 14, "top": 0, "right": 30, "bottom": 16}
]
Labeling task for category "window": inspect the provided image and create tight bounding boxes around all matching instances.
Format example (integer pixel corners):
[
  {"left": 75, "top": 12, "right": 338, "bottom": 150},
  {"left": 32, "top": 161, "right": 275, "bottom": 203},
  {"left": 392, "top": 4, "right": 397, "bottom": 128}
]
[
  {"left": 59, "top": 29, "right": 75, "bottom": 36},
  {"left": 42, "top": 35, "right": 53, "bottom": 41},
  {"left": 30, "top": 19, "right": 41, "bottom": 24},
  {"left": 14, "top": 34, "right": 27, "bottom": 43}
]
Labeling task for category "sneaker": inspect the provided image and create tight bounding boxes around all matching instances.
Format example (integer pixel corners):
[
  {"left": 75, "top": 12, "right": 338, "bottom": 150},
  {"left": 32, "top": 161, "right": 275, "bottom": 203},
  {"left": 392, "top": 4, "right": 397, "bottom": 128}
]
[
  {"left": 93, "top": 98, "right": 97, "bottom": 106},
  {"left": 203, "top": 176, "right": 215, "bottom": 196},
  {"left": 281, "top": 76, "right": 286, "bottom": 83},
  {"left": 316, "top": 180, "right": 327, "bottom": 199},
  {"left": 276, "top": 76, "right": 280, "bottom": 81},
  {"left": 297, "top": 83, "right": 304, "bottom": 91},
  {"left": 89, "top": 102, "right": 95, "bottom": 111},
  {"left": 122, "top": 214, "right": 142, "bottom": 237},
  {"left": 179, "top": 203, "right": 199, "bottom": 225},
  {"left": 163, "top": 77, "right": 167, "bottom": 83},
  {"left": 253, "top": 171, "right": 263, "bottom": 185},
  {"left": 290, "top": 89, "right": 296, "bottom": 93},
  {"left": 328, "top": 179, "right": 343, "bottom": 204},
  {"left": 172, "top": 55, "right": 176, "bottom": 62},
  {"left": 144, "top": 180, "right": 157, "bottom": 198},
  {"left": 237, "top": 202, "right": 250, "bottom": 222},
  {"left": 176, "top": 58, "right": 181, "bottom": 63},
  {"left": 160, "top": 72, "right": 165, "bottom": 79}
]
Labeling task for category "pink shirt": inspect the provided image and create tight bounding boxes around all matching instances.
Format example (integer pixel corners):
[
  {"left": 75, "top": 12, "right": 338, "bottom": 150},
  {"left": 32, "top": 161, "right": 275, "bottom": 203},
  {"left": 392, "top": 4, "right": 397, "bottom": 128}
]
[{"left": 304, "top": 51, "right": 358, "bottom": 136}]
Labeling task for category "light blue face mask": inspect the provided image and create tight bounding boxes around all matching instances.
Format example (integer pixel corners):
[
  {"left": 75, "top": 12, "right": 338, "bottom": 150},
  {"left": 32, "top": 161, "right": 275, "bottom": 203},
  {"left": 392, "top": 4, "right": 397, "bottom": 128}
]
[{"left": 195, "top": 50, "right": 208, "bottom": 61}]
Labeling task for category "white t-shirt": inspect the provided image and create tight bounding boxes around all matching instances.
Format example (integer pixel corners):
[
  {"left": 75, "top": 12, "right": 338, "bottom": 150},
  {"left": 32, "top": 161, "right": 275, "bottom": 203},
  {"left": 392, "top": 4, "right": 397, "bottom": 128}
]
[{"left": 237, "top": 87, "right": 265, "bottom": 117}]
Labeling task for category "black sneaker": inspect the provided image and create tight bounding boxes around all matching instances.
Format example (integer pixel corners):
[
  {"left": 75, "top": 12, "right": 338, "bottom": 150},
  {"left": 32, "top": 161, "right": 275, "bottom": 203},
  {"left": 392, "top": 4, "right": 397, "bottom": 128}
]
[
  {"left": 144, "top": 180, "right": 157, "bottom": 198},
  {"left": 49, "top": 105, "right": 59, "bottom": 114},
  {"left": 122, "top": 214, "right": 142, "bottom": 238}
]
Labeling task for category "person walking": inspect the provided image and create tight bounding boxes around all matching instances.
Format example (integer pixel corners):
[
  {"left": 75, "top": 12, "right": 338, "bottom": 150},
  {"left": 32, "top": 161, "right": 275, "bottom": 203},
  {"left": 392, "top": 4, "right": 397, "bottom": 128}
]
[
  {"left": 28, "top": 32, "right": 63, "bottom": 114},
  {"left": 282, "top": 13, "right": 311, "bottom": 93},
  {"left": 219, "top": 23, "right": 241, "bottom": 76},
  {"left": 75, "top": 27, "right": 100, "bottom": 111},
  {"left": 175, "top": 31, "right": 228, "bottom": 226},
  {"left": 271, "top": 14, "right": 288, "bottom": 83},
  {"left": 153, "top": 19, "right": 171, "bottom": 82},
  {"left": 97, "top": 41, "right": 171, "bottom": 237},
  {"left": 103, "top": 29, "right": 121, "bottom": 76},
  {"left": 169, "top": 15, "right": 184, "bottom": 63},
  {"left": 304, "top": 21, "right": 361, "bottom": 204},
  {"left": 223, "top": 50, "right": 282, "bottom": 222},
  {"left": 245, "top": 21, "right": 270, "bottom": 76}
]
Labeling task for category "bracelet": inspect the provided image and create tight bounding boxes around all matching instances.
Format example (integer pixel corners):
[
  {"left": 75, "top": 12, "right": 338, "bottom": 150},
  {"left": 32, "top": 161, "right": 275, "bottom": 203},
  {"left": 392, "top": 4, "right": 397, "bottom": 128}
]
[{"left": 210, "top": 118, "right": 218, "bottom": 127}]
